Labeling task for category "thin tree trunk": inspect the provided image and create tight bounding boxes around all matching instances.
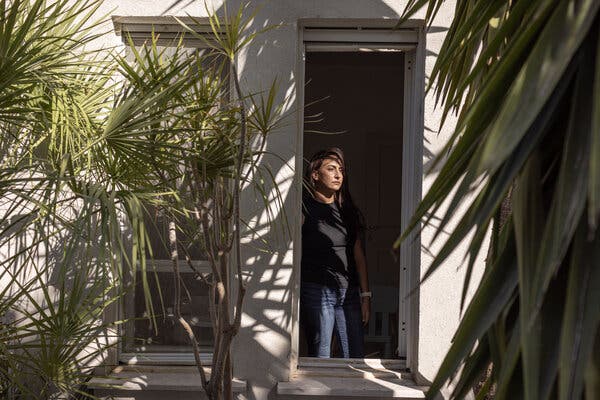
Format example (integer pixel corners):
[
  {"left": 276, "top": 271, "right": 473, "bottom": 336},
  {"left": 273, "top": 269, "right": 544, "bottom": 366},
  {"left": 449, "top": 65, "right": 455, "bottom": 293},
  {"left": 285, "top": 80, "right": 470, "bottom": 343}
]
[
  {"left": 182, "top": 59, "right": 250, "bottom": 400},
  {"left": 224, "top": 351, "right": 233, "bottom": 400},
  {"left": 168, "top": 218, "right": 210, "bottom": 394}
]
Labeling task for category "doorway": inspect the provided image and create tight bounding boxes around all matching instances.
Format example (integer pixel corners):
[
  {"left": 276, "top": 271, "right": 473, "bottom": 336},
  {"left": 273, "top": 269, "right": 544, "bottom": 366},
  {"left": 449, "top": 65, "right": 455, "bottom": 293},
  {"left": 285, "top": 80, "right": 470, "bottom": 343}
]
[{"left": 301, "top": 51, "right": 405, "bottom": 359}]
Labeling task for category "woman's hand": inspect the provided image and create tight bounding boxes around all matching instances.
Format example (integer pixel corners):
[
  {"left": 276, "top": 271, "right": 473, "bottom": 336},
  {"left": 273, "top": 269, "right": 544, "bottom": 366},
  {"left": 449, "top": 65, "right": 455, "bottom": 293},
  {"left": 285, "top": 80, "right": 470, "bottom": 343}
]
[{"left": 361, "top": 297, "right": 371, "bottom": 326}]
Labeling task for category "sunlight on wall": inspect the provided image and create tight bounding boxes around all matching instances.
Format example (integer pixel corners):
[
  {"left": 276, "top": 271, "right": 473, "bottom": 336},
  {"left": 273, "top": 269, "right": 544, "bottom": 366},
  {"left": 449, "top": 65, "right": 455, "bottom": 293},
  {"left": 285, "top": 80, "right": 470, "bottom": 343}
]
[
  {"left": 242, "top": 155, "right": 295, "bottom": 244},
  {"left": 253, "top": 289, "right": 288, "bottom": 302},
  {"left": 241, "top": 312, "right": 290, "bottom": 359}
]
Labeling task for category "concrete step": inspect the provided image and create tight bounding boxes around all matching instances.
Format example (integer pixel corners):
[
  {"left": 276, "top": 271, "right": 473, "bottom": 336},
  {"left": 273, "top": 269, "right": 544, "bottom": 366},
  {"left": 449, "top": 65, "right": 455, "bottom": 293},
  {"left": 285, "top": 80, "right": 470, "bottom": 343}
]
[
  {"left": 278, "top": 375, "right": 426, "bottom": 399},
  {"left": 295, "top": 357, "right": 411, "bottom": 379},
  {"left": 280, "top": 359, "right": 426, "bottom": 399},
  {"left": 295, "top": 366, "right": 412, "bottom": 380}
]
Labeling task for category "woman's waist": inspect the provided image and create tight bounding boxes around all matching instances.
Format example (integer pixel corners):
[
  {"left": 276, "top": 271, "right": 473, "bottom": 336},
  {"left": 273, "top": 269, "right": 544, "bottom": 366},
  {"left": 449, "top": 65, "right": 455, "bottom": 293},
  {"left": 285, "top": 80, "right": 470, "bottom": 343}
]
[
  {"left": 301, "top": 257, "right": 355, "bottom": 271},
  {"left": 300, "top": 263, "right": 358, "bottom": 285}
]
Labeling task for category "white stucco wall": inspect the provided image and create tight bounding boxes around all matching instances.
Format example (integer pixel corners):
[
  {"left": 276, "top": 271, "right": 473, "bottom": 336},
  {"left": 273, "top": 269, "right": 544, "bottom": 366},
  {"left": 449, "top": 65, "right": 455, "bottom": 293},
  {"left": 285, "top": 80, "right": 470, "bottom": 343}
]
[
  {"left": 414, "top": 1, "right": 488, "bottom": 389},
  {"left": 82, "top": 1, "right": 485, "bottom": 398}
]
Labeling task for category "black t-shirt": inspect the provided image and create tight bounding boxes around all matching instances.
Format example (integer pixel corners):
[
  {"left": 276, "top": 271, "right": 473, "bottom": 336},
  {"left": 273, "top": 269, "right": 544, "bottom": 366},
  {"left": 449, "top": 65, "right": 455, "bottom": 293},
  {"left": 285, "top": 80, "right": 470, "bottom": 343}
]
[{"left": 301, "top": 194, "right": 358, "bottom": 288}]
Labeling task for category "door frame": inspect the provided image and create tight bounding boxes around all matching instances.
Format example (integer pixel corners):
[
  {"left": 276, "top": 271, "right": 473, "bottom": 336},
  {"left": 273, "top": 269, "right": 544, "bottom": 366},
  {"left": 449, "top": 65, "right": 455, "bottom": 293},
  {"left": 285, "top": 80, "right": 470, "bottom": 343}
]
[{"left": 292, "top": 19, "right": 425, "bottom": 374}]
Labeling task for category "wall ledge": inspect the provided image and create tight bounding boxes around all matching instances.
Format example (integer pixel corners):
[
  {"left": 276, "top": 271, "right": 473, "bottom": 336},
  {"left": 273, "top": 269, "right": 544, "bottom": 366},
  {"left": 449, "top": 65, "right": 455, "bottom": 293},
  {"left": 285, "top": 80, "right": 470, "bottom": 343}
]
[{"left": 88, "top": 366, "right": 246, "bottom": 393}]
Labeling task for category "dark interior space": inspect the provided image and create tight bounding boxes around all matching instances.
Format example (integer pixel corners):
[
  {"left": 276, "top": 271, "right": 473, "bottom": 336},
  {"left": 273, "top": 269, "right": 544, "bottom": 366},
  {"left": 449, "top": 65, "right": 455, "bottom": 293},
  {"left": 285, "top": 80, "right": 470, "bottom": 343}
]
[{"left": 302, "top": 51, "right": 405, "bottom": 358}]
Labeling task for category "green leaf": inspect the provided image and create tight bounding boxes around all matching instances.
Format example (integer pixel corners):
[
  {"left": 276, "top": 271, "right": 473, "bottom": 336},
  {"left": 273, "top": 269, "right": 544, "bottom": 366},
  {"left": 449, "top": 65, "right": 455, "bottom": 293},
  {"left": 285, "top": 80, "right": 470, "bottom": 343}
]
[
  {"left": 585, "top": 331, "right": 600, "bottom": 400},
  {"left": 589, "top": 23, "right": 600, "bottom": 229},
  {"left": 426, "top": 223, "right": 518, "bottom": 398},
  {"left": 558, "top": 219, "right": 600, "bottom": 400},
  {"left": 479, "top": 0, "right": 600, "bottom": 174},
  {"left": 494, "top": 316, "right": 521, "bottom": 400},
  {"left": 512, "top": 151, "right": 544, "bottom": 400},
  {"left": 532, "top": 29, "right": 596, "bottom": 318},
  {"left": 450, "top": 338, "right": 491, "bottom": 399}
]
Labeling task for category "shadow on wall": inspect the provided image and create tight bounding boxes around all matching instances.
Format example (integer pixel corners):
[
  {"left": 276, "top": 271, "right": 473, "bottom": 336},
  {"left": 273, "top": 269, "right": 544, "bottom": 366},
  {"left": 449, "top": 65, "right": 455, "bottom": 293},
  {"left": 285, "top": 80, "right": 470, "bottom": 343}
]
[
  {"left": 143, "top": 1, "right": 429, "bottom": 399},
  {"left": 174, "top": 1, "right": 430, "bottom": 399}
]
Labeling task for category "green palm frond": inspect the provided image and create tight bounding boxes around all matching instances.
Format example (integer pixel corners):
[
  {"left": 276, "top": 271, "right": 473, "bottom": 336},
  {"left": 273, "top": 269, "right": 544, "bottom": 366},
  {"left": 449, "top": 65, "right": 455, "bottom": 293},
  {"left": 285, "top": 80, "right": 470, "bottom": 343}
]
[
  {"left": 1, "top": 1, "right": 287, "bottom": 398},
  {"left": 396, "top": 0, "right": 600, "bottom": 399}
]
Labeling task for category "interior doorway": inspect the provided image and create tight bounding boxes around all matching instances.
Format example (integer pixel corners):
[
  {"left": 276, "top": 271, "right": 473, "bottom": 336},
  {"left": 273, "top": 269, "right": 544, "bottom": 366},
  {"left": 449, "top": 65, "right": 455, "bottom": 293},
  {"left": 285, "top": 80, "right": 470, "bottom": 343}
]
[{"left": 301, "top": 51, "right": 405, "bottom": 359}]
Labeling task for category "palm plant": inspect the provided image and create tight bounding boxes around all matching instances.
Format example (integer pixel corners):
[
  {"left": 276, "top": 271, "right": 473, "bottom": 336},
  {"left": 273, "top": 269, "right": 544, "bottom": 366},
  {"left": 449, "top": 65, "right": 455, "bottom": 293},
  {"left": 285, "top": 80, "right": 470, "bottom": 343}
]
[
  {"left": 395, "top": 0, "right": 600, "bottom": 399},
  {"left": 116, "top": 9, "right": 286, "bottom": 396},
  {"left": 0, "top": 1, "right": 125, "bottom": 397},
  {"left": 1, "top": 211, "right": 122, "bottom": 399},
  {"left": 1, "top": 0, "right": 285, "bottom": 398}
]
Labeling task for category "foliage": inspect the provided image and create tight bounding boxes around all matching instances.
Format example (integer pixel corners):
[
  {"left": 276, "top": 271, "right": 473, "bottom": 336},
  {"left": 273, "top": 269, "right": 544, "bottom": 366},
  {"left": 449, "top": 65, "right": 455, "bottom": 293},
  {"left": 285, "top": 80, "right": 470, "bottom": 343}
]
[
  {"left": 0, "top": 0, "right": 286, "bottom": 399},
  {"left": 117, "top": 4, "right": 287, "bottom": 398},
  {"left": 396, "top": 1, "right": 600, "bottom": 399},
  {"left": 0, "top": 0, "right": 125, "bottom": 397},
  {"left": 1, "top": 207, "right": 121, "bottom": 399}
]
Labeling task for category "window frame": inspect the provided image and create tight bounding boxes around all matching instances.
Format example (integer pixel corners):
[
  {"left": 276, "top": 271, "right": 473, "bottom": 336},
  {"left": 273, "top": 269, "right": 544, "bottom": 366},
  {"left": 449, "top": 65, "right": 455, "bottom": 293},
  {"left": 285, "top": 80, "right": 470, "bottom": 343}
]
[
  {"left": 120, "top": 260, "right": 215, "bottom": 365},
  {"left": 109, "top": 16, "right": 227, "bottom": 366},
  {"left": 292, "top": 19, "right": 425, "bottom": 374}
]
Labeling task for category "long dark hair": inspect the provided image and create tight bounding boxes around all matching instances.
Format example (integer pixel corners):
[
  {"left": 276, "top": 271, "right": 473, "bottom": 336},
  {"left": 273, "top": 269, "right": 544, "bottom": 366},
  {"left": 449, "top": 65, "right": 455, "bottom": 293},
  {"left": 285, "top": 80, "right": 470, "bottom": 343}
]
[{"left": 304, "top": 147, "right": 365, "bottom": 234}]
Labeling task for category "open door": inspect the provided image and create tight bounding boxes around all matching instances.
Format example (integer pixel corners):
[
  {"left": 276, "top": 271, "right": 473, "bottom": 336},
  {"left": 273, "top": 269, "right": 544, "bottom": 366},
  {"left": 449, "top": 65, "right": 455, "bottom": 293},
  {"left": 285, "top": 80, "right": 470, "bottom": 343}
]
[{"left": 302, "top": 50, "right": 405, "bottom": 359}]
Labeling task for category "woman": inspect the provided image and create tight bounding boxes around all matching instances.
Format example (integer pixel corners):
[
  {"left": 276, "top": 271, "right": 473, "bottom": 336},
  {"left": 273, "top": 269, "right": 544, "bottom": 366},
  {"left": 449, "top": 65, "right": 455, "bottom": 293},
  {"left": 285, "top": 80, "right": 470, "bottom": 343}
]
[{"left": 301, "top": 147, "right": 371, "bottom": 358}]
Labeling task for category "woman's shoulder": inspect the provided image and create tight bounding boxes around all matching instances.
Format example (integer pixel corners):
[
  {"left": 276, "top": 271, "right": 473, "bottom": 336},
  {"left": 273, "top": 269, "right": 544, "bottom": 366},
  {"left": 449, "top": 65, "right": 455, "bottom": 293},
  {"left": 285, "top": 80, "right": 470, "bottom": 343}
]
[{"left": 302, "top": 191, "right": 337, "bottom": 221}]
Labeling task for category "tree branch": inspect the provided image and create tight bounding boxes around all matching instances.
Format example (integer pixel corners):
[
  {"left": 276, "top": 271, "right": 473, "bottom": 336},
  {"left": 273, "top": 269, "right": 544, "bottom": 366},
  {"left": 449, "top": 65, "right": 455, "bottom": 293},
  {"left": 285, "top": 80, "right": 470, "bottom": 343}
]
[
  {"left": 230, "top": 63, "right": 248, "bottom": 335},
  {"left": 168, "top": 218, "right": 209, "bottom": 391}
]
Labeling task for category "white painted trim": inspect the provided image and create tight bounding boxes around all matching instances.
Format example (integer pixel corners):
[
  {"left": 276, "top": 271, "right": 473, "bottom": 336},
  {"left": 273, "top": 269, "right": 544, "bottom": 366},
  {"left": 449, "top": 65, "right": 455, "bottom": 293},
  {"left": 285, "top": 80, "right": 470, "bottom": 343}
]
[
  {"left": 297, "top": 357, "right": 405, "bottom": 370},
  {"left": 112, "top": 16, "right": 217, "bottom": 36},
  {"left": 398, "top": 48, "right": 414, "bottom": 361},
  {"left": 112, "top": 15, "right": 223, "bottom": 47},
  {"left": 289, "top": 22, "right": 306, "bottom": 377},
  {"left": 299, "top": 18, "right": 425, "bottom": 29},
  {"left": 305, "top": 43, "right": 415, "bottom": 52},
  {"left": 404, "top": 25, "right": 425, "bottom": 375},
  {"left": 303, "top": 29, "right": 418, "bottom": 44}
]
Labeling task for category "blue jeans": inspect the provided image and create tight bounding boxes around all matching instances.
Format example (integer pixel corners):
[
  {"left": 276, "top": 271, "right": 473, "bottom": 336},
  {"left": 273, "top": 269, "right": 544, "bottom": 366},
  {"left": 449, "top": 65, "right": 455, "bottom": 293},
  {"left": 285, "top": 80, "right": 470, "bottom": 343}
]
[{"left": 300, "top": 282, "right": 364, "bottom": 358}]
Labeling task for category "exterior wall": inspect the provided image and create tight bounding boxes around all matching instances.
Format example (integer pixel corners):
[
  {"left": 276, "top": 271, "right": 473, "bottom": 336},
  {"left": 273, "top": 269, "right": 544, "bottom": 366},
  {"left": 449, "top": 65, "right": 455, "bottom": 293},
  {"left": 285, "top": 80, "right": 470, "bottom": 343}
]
[
  {"left": 415, "top": 1, "right": 487, "bottom": 390},
  {"left": 85, "top": 1, "right": 485, "bottom": 399},
  {"left": 415, "top": 1, "right": 487, "bottom": 389}
]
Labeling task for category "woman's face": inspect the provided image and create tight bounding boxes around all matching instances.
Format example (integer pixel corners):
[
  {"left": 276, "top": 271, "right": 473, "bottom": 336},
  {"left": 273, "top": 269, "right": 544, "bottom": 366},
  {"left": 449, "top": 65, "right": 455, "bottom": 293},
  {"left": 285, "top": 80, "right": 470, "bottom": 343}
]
[{"left": 312, "top": 157, "right": 344, "bottom": 192}]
